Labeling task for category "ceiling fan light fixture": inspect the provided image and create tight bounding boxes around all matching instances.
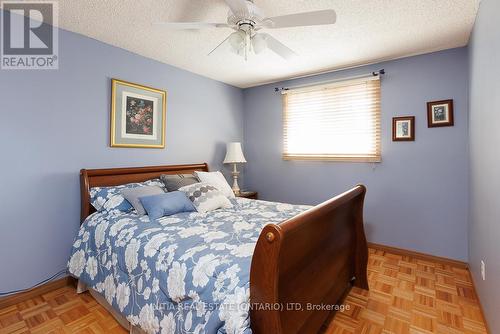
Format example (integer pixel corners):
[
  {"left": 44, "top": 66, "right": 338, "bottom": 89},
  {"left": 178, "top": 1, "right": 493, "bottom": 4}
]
[
  {"left": 231, "top": 46, "right": 246, "bottom": 57},
  {"left": 252, "top": 34, "right": 267, "bottom": 54},
  {"left": 228, "top": 31, "right": 246, "bottom": 52}
]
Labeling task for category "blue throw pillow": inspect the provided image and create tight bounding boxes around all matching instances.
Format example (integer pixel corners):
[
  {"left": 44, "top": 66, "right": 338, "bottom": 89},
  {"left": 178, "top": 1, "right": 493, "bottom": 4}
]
[{"left": 140, "top": 191, "right": 196, "bottom": 220}]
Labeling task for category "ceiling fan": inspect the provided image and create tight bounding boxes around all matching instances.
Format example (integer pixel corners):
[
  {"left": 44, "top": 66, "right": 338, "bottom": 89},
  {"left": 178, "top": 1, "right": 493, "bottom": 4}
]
[{"left": 155, "top": 0, "right": 337, "bottom": 60}]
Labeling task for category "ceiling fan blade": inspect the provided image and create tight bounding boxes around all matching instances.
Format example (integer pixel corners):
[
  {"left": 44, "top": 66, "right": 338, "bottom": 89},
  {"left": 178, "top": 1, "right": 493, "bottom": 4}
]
[
  {"left": 261, "top": 33, "right": 297, "bottom": 60},
  {"left": 154, "top": 22, "right": 230, "bottom": 30},
  {"left": 264, "top": 9, "right": 336, "bottom": 29},
  {"left": 224, "top": 0, "right": 251, "bottom": 16}
]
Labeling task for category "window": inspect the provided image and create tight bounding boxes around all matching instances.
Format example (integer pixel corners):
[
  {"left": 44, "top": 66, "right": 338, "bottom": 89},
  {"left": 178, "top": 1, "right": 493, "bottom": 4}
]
[{"left": 282, "top": 76, "right": 381, "bottom": 162}]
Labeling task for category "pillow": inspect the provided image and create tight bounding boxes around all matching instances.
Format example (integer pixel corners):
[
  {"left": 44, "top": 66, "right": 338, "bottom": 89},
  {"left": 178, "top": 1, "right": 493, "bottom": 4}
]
[
  {"left": 90, "top": 179, "right": 166, "bottom": 212},
  {"left": 179, "top": 182, "right": 233, "bottom": 213},
  {"left": 120, "top": 186, "right": 165, "bottom": 216},
  {"left": 194, "top": 171, "right": 235, "bottom": 198},
  {"left": 160, "top": 174, "right": 199, "bottom": 191},
  {"left": 140, "top": 191, "right": 196, "bottom": 220}
]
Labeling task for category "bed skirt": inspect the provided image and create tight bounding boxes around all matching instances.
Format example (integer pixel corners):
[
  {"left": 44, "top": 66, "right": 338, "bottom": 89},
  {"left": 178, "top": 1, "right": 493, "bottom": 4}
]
[{"left": 77, "top": 280, "right": 146, "bottom": 334}]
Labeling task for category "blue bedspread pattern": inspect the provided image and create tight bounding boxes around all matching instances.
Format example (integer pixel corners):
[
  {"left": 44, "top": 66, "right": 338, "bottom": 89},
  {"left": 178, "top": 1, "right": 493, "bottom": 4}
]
[{"left": 68, "top": 198, "right": 309, "bottom": 334}]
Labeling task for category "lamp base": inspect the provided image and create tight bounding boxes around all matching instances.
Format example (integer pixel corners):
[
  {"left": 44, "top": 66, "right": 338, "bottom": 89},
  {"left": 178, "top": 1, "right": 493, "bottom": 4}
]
[{"left": 231, "top": 163, "right": 241, "bottom": 195}]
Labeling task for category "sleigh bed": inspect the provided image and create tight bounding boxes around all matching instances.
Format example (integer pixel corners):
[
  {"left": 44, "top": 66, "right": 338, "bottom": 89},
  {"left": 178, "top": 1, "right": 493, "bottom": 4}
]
[{"left": 72, "top": 163, "right": 369, "bottom": 334}]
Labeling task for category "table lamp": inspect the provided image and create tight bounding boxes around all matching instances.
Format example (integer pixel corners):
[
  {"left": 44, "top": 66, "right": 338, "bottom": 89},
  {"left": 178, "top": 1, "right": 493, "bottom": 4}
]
[{"left": 223, "top": 142, "right": 247, "bottom": 195}]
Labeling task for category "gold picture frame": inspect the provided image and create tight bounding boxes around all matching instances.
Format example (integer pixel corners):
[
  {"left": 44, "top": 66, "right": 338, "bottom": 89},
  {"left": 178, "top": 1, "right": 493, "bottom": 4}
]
[{"left": 110, "top": 79, "right": 167, "bottom": 148}]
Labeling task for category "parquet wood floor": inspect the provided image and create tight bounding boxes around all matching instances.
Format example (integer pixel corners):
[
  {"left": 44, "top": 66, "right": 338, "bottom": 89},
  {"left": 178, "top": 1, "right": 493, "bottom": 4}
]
[
  {"left": 324, "top": 248, "right": 488, "bottom": 334},
  {"left": 0, "top": 248, "right": 488, "bottom": 334}
]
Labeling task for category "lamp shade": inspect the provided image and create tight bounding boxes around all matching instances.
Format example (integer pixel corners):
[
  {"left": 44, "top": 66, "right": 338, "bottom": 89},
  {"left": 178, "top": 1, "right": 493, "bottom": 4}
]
[{"left": 223, "top": 142, "right": 247, "bottom": 164}]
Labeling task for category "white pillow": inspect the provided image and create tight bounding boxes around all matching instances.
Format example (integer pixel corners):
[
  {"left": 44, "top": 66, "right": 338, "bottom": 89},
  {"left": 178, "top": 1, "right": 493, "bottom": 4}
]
[
  {"left": 195, "top": 171, "right": 235, "bottom": 198},
  {"left": 178, "top": 182, "right": 233, "bottom": 213}
]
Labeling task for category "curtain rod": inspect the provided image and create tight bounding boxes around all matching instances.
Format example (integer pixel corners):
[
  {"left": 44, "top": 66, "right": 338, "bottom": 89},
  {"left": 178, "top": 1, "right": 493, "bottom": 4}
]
[{"left": 274, "top": 69, "right": 385, "bottom": 92}]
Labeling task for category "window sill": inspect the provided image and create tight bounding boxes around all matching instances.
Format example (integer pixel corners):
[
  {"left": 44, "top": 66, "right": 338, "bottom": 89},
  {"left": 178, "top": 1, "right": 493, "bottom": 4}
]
[{"left": 283, "top": 155, "right": 381, "bottom": 163}]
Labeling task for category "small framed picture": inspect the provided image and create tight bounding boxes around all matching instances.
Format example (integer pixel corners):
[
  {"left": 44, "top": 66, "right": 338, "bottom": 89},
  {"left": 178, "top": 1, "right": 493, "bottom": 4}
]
[
  {"left": 110, "top": 79, "right": 167, "bottom": 148},
  {"left": 427, "top": 99, "right": 454, "bottom": 127},
  {"left": 392, "top": 116, "right": 415, "bottom": 141}
]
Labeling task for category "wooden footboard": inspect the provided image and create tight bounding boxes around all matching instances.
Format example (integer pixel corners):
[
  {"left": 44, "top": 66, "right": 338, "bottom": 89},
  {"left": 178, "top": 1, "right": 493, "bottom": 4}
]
[{"left": 250, "top": 185, "right": 368, "bottom": 334}]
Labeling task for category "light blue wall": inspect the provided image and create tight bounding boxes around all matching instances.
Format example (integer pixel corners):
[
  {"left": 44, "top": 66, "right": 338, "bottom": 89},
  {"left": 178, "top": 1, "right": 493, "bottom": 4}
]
[
  {"left": 243, "top": 48, "right": 469, "bottom": 261},
  {"left": 468, "top": 0, "right": 500, "bottom": 331},
  {"left": 0, "top": 28, "right": 244, "bottom": 292}
]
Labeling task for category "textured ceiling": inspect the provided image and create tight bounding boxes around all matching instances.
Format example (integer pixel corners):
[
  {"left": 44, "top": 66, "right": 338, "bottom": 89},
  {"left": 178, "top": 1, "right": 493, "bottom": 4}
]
[{"left": 57, "top": 0, "right": 479, "bottom": 88}]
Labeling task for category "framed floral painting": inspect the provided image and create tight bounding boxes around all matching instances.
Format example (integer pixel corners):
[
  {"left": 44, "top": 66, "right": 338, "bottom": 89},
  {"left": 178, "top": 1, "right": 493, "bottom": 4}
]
[
  {"left": 392, "top": 116, "right": 415, "bottom": 141},
  {"left": 427, "top": 99, "right": 453, "bottom": 128},
  {"left": 110, "top": 79, "right": 166, "bottom": 148}
]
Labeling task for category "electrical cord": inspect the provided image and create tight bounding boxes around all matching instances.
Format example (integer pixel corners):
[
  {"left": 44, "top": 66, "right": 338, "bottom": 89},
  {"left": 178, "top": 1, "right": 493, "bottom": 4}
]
[{"left": 0, "top": 269, "right": 68, "bottom": 296}]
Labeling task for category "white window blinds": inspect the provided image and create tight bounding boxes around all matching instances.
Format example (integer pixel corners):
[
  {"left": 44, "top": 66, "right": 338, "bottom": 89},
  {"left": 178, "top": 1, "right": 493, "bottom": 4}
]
[{"left": 282, "top": 76, "right": 381, "bottom": 162}]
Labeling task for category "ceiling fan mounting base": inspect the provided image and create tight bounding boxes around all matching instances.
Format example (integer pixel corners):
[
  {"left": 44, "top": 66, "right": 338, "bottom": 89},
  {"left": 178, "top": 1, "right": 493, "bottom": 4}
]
[
  {"left": 228, "top": 13, "right": 260, "bottom": 26},
  {"left": 236, "top": 20, "right": 256, "bottom": 32}
]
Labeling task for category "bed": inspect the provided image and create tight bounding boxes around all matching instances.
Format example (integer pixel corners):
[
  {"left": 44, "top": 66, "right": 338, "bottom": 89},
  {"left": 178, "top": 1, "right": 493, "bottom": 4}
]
[{"left": 69, "top": 163, "right": 369, "bottom": 334}]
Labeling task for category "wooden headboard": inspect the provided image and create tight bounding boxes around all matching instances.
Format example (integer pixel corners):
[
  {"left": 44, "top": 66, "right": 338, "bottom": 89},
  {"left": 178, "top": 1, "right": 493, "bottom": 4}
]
[{"left": 80, "top": 163, "right": 209, "bottom": 222}]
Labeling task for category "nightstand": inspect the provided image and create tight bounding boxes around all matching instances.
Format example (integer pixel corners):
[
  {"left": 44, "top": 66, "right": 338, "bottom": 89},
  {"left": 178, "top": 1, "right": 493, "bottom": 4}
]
[{"left": 236, "top": 191, "right": 258, "bottom": 200}]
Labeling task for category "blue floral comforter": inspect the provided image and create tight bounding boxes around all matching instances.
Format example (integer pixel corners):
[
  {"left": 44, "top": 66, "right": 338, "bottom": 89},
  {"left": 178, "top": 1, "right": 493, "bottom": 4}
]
[{"left": 68, "top": 198, "right": 310, "bottom": 334}]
